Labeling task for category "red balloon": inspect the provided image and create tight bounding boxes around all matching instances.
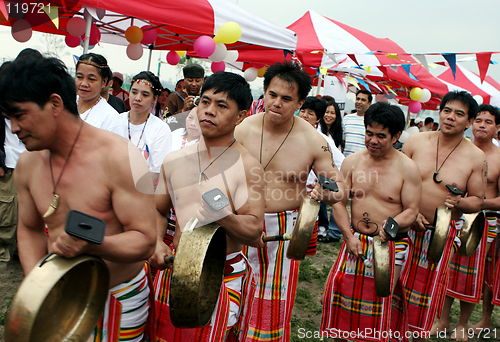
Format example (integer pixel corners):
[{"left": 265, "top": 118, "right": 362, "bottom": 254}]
[
  {"left": 81, "top": 25, "right": 101, "bottom": 46},
  {"left": 141, "top": 25, "right": 158, "bottom": 45},
  {"left": 65, "top": 34, "right": 80, "bottom": 48},
  {"left": 166, "top": 51, "right": 180, "bottom": 65},
  {"left": 211, "top": 61, "right": 225, "bottom": 73}
]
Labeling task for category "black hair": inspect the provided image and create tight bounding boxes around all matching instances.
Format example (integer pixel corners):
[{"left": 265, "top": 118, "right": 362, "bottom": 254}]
[
  {"left": 131, "top": 71, "right": 163, "bottom": 97},
  {"left": 356, "top": 89, "right": 373, "bottom": 103},
  {"left": 0, "top": 56, "right": 78, "bottom": 116},
  {"left": 301, "top": 96, "right": 327, "bottom": 121},
  {"left": 320, "top": 100, "right": 344, "bottom": 150},
  {"left": 0, "top": 61, "right": 11, "bottom": 73},
  {"left": 263, "top": 60, "right": 312, "bottom": 102},
  {"left": 77, "top": 53, "right": 112, "bottom": 85},
  {"left": 478, "top": 104, "right": 500, "bottom": 125},
  {"left": 364, "top": 102, "right": 405, "bottom": 137},
  {"left": 176, "top": 79, "right": 184, "bottom": 88},
  {"left": 15, "top": 48, "right": 43, "bottom": 61},
  {"left": 424, "top": 117, "right": 434, "bottom": 125},
  {"left": 439, "top": 91, "right": 478, "bottom": 120},
  {"left": 201, "top": 71, "right": 252, "bottom": 111}
]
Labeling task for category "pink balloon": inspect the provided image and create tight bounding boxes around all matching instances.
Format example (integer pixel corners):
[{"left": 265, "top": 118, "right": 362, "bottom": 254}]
[
  {"left": 81, "top": 25, "right": 101, "bottom": 46},
  {"left": 166, "top": 51, "right": 180, "bottom": 65},
  {"left": 126, "top": 43, "right": 143, "bottom": 60},
  {"left": 193, "top": 36, "right": 216, "bottom": 58},
  {"left": 67, "top": 17, "right": 86, "bottom": 37},
  {"left": 141, "top": 25, "right": 158, "bottom": 45},
  {"left": 211, "top": 61, "right": 225, "bottom": 73},
  {"left": 408, "top": 100, "right": 422, "bottom": 114},
  {"left": 65, "top": 34, "right": 81, "bottom": 48}
]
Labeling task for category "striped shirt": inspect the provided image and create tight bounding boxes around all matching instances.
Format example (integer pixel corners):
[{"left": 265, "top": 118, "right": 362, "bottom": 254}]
[{"left": 342, "top": 114, "right": 366, "bottom": 156}]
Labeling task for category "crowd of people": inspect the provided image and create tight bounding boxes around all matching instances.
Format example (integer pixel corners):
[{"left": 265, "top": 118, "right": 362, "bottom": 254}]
[{"left": 1, "top": 48, "right": 500, "bottom": 342}]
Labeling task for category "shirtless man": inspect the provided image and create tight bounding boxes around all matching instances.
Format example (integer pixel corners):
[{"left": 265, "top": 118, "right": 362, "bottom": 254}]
[
  {"left": 435, "top": 104, "right": 500, "bottom": 341},
  {"left": 152, "top": 71, "right": 265, "bottom": 342},
  {"left": 234, "top": 61, "right": 349, "bottom": 342},
  {"left": 321, "top": 102, "right": 421, "bottom": 341},
  {"left": 0, "top": 57, "right": 156, "bottom": 341},
  {"left": 402, "top": 91, "right": 486, "bottom": 341}
]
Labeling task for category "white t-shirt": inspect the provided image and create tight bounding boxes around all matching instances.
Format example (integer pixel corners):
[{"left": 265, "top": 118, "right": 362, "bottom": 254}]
[
  {"left": 79, "top": 96, "right": 127, "bottom": 138},
  {"left": 4, "top": 119, "right": 26, "bottom": 168},
  {"left": 171, "top": 128, "right": 200, "bottom": 152},
  {"left": 120, "top": 112, "right": 172, "bottom": 173}
]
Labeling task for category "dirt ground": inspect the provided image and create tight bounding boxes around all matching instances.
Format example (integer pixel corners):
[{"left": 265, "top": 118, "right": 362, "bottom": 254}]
[{"left": 0, "top": 259, "right": 24, "bottom": 342}]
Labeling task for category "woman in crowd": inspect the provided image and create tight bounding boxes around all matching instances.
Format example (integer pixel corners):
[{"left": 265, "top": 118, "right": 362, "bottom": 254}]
[
  {"left": 75, "top": 53, "right": 127, "bottom": 138},
  {"left": 319, "top": 100, "right": 344, "bottom": 152}
]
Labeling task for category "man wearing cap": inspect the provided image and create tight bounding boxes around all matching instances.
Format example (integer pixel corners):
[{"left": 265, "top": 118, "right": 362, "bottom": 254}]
[
  {"left": 164, "top": 64, "right": 205, "bottom": 130},
  {"left": 109, "top": 72, "right": 130, "bottom": 110}
]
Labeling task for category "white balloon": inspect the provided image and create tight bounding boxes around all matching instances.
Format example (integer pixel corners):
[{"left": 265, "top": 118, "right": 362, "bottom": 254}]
[
  {"left": 67, "top": 17, "right": 86, "bottom": 37},
  {"left": 12, "top": 20, "right": 32, "bottom": 43},
  {"left": 419, "top": 88, "right": 432, "bottom": 103},
  {"left": 244, "top": 67, "right": 258, "bottom": 82},
  {"left": 126, "top": 43, "right": 143, "bottom": 61},
  {"left": 473, "top": 95, "right": 483, "bottom": 105},
  {"left": 209, "top": 43, "right": 227, "bottom": 63},
  {"left": 224, "top": 50, "right": 239, "bottom": 64}
]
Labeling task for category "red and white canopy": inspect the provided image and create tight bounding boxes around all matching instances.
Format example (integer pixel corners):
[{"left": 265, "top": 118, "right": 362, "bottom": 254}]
[
  {"left": 287, "top": 11, "right": 450, "bottom": 107},
  {"left": 437, "top": 64, "right": 500, "bottom": 107},
  {"left": 0, "top": 0, "right": 297, "bottom": 51}
]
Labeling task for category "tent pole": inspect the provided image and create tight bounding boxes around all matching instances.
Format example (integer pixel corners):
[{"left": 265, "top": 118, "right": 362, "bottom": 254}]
[
  {"left": 83, "top": 10, "right": 92, "bottom": 54},
  {"left": 316, "top": 75, "right": 322, "bottom": 95},
  {"left": 147, "top": 45, "right": 153, "bottom": 72}
]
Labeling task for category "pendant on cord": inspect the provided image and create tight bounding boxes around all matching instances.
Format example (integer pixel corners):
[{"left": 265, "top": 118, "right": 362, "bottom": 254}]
[
  {"left": 43, "top": 194, "right": 60, "bottom": 218},
  {"left": 433, "top": 172, "right": 442, "bottom": 184}
]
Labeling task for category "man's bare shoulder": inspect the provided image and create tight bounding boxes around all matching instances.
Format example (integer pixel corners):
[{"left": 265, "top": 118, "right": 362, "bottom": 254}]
[
  {"left": 395, "top": 150, "right": 420, "bottom": 175},
  {"left": 462, "top": 138, "right": 487, "bottom": 164},
  {"left": 234, "top": 142, "right": 263, "bottom": 175},
  {"left": 15, "top": 150, "right": 45, "bottom": 181}
]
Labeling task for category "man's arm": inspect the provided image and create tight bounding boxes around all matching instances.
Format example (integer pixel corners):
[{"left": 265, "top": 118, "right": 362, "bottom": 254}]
[
  {"left": 380, "top": 159, "right": 422, "bottom": 241},
  {"left": 15, "top": 155, "right": 49, "bottom": 274},
  {"left": 483, "top": 167, "right": 500, "bottom": 210},
  {"left": 52, "top": 144, "right": 156, "bottom": 262},
  {"left": 450, "top": 154, "right": 486, "bottom": 214},
  {"left": 149, "top": 163, "right": 174, "bottom": 269},
  {"left": 310, "top": 135, "right": 346, "bottom": 205}
]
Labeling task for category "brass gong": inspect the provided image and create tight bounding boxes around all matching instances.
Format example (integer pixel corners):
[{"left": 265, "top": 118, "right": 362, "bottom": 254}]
[
  {"left": 427, "top": 206, "right": 452, "bottom": 263},
  {"left": 5, "top": 254, "right": 109, "bottom": 342},
  {"left": 457, "top": 211, "right": 485, "bottom": 257},
  {"left": 286, "top": 196, "right": 320, "bottom": 260},
  {"left": 169, "top": 218, "right": 227, "bottom": 328},
  {"left": 372, "top": 236, "right": 392, "bottom": 297}
]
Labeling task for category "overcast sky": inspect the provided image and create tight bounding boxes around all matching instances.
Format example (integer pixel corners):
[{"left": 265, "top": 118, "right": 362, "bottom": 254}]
[{"left": 1, "top": 0, "right": 499, "bottom": 92}]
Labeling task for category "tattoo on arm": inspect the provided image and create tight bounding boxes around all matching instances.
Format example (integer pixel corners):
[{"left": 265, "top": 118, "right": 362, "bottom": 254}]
[
  {"left": 321, "top": 145, "right": 336, "bottom": 169},
  {"left": 356, "top": 212, "right": 379, "bottom": 234},
  {"left": 482, "top": 160, "right": 488, "bottom": 188}
]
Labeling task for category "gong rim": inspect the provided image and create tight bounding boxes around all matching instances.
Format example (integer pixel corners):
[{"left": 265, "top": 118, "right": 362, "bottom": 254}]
[
  {"left": 286, "top": 197, "right": 320, "bottom": 261},
  {"left": 457, "top": 212, "right": 485, "bottom": 256},
  {"left": 372, "top": 236, "right": 391, "bottom": 297},
  {"left": 427, "top": 206, "right": 452, "bottom": 263},
  {"left": 170, "top": 221, "right": 227, "bottom": 328},
  {"left": 5, "top": 254, "right": 110, "bottom": 342}
]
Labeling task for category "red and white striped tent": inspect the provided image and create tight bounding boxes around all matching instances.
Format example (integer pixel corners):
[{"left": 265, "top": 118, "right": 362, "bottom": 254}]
[
  {"left": 437, "top": 64, "right": 500, "bottom": 107},
  {"left": 286, "top": 10, "right": 451, "bottom": 109},
  {"left": 0, "top": 0, "right": 297, "bottom": 52}
]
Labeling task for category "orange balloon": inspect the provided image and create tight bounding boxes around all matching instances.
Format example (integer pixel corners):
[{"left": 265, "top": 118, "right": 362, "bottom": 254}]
[
  {"left": 257, "top": 66, "right": 267, "bottom": 78},
  {"left": 125, "top": 26, "right": 143, "bottom": 44}
]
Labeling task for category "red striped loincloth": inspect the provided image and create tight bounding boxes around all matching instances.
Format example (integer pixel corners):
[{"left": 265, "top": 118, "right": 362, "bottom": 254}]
[
  {"left": 321, "top": 232, "right": 397, "bottom": 342},
  {"left": 401, "top": 222, "right": 457, "bottom": 333},
  {"left": 446, "top": 218, "right": 489, "bottom": 303},
  {"left": 492, "top": 253, "right": 500, "bottom": 306},
  {"left": 241, "top": 208, "right": 300, "bottom": 342},
  {"left": 154, "top": 251, "right": 255, "bottom": 342}
]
